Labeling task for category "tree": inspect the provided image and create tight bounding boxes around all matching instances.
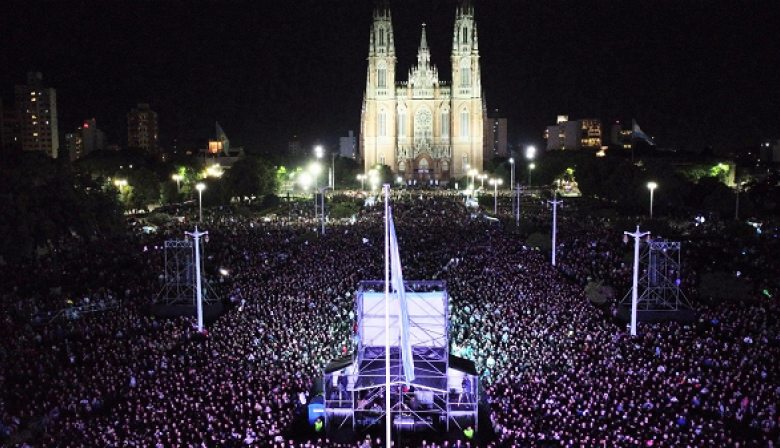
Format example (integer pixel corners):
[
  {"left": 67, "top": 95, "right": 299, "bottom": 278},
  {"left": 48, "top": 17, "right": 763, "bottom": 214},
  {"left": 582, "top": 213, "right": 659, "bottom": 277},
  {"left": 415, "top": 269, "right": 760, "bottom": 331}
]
[
  {"left": 223, "top": 156, "right": 278, "bottom": 203},
  {"left": 125, "top": 168, "right": 161, "bottom": 212}
]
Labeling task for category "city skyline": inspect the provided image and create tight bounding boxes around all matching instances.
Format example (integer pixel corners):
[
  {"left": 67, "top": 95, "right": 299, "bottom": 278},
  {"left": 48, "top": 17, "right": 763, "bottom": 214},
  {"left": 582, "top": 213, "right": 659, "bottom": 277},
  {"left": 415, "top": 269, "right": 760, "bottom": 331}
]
[{"left": 1, "top": 1, "right": 778, "bottom": 155}]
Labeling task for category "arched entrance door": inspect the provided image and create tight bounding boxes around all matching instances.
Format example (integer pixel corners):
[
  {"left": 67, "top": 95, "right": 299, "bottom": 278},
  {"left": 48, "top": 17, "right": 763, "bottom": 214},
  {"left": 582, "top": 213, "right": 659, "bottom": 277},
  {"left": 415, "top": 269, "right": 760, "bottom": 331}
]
[{"left": 413, "top": 155, "right": 434, "bottom": 185}]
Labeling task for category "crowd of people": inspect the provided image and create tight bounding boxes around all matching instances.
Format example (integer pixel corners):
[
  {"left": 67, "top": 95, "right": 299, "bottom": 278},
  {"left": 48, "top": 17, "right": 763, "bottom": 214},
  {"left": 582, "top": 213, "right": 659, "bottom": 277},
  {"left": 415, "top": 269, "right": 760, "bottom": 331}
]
[{"left": 1, "top": 191, "right": 779, "bottom": 447}]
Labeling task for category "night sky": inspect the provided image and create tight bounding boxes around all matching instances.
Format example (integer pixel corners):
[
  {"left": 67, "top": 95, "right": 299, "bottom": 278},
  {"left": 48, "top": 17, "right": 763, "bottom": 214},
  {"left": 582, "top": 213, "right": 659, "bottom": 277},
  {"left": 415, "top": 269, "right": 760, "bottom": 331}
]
[{"left": 1, "top": 1, "right": 778, "bottom": 154}]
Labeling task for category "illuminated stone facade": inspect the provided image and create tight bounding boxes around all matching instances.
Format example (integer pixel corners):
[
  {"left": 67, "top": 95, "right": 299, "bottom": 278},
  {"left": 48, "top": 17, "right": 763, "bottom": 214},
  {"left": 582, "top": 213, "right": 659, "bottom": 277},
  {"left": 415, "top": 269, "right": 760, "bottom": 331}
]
[{"left": 360, "top": 1, "right": 484, "bottom": 182}]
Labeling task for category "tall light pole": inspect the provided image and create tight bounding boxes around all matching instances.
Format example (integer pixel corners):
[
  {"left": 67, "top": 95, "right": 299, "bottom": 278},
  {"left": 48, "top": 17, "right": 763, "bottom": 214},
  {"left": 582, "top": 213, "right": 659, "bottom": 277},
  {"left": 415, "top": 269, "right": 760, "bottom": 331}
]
[
  {"left": 309, "top": 162, "right": 322, "bottom": 220},
  {"left": 526, "top": 145, "right": 536, "bottom": 187},
  {"left": 489, "top": 178, "right": 502, "bottom": 214},
  {"left": 509, "top": 158, "right": 515, "bottom": 217},
  {"left": 196, "top": 183, "right": 206, "bottom": 223},
  {"left": 516, "top": 184, "right": 521, "bottom": 226},
  {"left": 172, "top": 174, "right": 182, "bottom": 192},
  {"left": 114, "top": 179, "right": 127, "bottom": 191},
  {"left": 369, "top": 168, "right": 379, "bottom": 193},
  {"left": 478, "top": 174, "right": 487, "bottom": 189},
  {"left": 647, "top": 182, "right": 657, "bottom": 218},
  {"left": 525, "top": 145, "right": 536, "bottom": 161},
  {"left": 357, "top": 174, "right": 366, "bottom": 191},
  {"left": 735, "top": 181, "right": 742, "bottom": 221},
  {"left": 624, "top": 226, "right": 650, "bottom": 336},
  {"left": 331, "top": 152, "right": 336, "bottom": 189},
  {"left": 320, "top": 187, "right": 330, "bottom": 235},
  {"left": 547, "top": 193, "right": 563, "bottom": 266},
  {"left": 469, "top": 169, "right": 477, "bottom": 189},
  {"left": 185, "top": 227, "right": 208, "bottom": 333}
]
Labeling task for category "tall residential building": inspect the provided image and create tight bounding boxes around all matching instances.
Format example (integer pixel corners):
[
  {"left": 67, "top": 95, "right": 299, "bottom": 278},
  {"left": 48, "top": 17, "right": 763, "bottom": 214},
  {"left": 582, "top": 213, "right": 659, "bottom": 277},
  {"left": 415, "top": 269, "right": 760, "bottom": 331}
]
[
  {"left": 288, "top": 136, "right": 301, "bottom": 157},
  {"left": 610, "top": 121, "right": 633, "bottom": 150},
  {"left": 65, "top": 132, "right": 83, "bottom": 162},
  {"left": 66, "top": 118, "right": 106, "bottom": 161},
  {"left": 360, "top": 0, "right": 485, "bottom": 182},
  {"left": 14, "top": 72, "right": 59, "bottom": 158},
  {"left": 340, "top": 130, "right": 357, "bottom": 159},
  {"left": 483, "top": 109, "right": 507, "bottom": 159},
  {"left": 545, "top": 116, "right": 602, "bottom": 151},
  {"left": 127, "top": 103, "right": 159, "bottom": 153},
  {"left": 1, "top": 100, "right": 22, "bottom": 155}
]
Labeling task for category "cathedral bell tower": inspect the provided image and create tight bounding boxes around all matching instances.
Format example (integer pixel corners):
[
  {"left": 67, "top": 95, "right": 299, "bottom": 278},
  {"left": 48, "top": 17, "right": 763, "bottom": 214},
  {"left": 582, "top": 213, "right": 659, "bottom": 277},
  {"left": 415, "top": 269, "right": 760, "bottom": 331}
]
[
  {"left": 361, "top": 2, "right": 398, "bottom": 173},
  {"left": 450, "top": 0, "right": 483, "bottom": 178}
]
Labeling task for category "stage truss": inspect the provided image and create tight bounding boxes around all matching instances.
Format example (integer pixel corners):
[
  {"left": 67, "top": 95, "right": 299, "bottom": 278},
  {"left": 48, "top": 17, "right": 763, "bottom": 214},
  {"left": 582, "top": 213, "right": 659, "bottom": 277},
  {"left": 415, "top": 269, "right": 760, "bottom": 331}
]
[
  {"left": 323, "top": 280, "right": 478, "bottom": 436},
  {"left": 156, "top": 239, "right": 216, "bottom": 306},
  {"left": 622, "top": 240, "right": 692, "bottom": 311}
]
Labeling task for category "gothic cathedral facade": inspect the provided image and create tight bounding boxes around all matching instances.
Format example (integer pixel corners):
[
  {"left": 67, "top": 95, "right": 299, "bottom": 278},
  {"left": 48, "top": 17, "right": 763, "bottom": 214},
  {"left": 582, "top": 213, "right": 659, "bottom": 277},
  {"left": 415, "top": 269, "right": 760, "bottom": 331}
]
[{"left": 360, "top": 1, "right": 484, "bottom": 183}]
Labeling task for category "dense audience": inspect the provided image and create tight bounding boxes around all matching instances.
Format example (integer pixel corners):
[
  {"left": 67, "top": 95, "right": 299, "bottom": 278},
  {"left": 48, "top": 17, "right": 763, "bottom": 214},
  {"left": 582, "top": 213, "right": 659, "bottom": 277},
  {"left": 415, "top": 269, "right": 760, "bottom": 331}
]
[{"left": 1, "top": 192, "right": 779, "bottom": 447}]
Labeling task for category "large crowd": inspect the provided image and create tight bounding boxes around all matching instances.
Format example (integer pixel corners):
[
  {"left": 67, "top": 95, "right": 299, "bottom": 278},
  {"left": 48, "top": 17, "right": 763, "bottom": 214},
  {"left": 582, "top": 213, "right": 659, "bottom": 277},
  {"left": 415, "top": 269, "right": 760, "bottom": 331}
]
[{"left": 1, "top": 191, "right": 779, "bottom": 447}]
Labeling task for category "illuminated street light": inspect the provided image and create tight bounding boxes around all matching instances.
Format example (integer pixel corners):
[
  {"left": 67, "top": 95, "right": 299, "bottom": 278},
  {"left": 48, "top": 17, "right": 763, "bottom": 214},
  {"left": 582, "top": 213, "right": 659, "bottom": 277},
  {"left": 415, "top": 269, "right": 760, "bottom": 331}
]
[
  {"left": 309, "top": 162, "right": 323, "bottom": 220},
  {"left": 205, "top": 164, "right": 223, "bottom": 178},
  {"left": 114, "top": 179, "right": 128, "bottom": 191},
  {"left": 489, "top": 178, "right": 503, "bottom": 215},
  {"left": 368, "top": 169, "right": 379, "bottom": 192},
  {"left": 526, "top": 145, "right": 536, "bottom": 160},
  {"left": 647, "top": 182, "right": 657, "bottom": 218},
  {"left": 314, "top": 145, "right": 324, "bottom": 159},
  {"left": 298, "top": 172, "right": 313, "bottom": 191},
  {"left": 195, "top": 183, "right": 206, "bottom": 223},
  {"left": 172, "top": 174, "right": 183, "bottom": 191},
  {"left": 528, "top": 163, "right": 536, "bottom": 186},
  {"left": 357, "top": 174, "right": 366, "bottom": 190},
  {"left": 478, "top": 174, "right": 487, "bottom": 189},
  {"left": 509, "top": 158, "right": 516, "bottom": 217}
]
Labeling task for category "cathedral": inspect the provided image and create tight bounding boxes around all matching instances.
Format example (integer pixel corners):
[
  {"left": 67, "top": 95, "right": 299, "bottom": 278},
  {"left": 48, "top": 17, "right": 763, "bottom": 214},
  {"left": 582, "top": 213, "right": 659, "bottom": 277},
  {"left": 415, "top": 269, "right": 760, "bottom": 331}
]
[{"left": 360, "top": 1, "right": 484, "bottom": 183}]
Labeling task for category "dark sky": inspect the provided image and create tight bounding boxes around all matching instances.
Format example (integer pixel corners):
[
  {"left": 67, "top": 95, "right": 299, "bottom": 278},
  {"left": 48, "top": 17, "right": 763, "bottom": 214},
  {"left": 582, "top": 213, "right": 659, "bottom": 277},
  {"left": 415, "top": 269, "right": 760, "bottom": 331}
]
[{"left": 1, "top": 1, "right": 778, "bottom": 154}]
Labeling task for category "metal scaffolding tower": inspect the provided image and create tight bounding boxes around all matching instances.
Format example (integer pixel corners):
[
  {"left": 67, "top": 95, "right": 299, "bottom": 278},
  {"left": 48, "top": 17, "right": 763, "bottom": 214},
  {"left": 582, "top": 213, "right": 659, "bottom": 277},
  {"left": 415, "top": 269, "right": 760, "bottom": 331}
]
[
  {"left": 156, "top": 239, "right": 216, "bottom": 306},
  {"left": 622, "top": 240, "right": 692, "bottom": 311}
]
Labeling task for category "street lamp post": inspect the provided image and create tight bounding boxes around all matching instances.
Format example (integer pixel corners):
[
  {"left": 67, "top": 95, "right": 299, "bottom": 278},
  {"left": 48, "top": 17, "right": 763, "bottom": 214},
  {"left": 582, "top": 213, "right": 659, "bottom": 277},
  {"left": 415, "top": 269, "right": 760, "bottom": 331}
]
[
  {"left": 647, "top": 182, "right": 657, "bottom": 218},
  {"left": 735, "top": 181, "right": 742, "bottom": 221},
  {"left": 309, "top": 162, "right": 322, "bottom": 220},
  {"left": 196, "top": 183, "right": 206, "bottom": 223},
  {"left": 509, "top": 158, "right": 515, "bottom": 217},
  {"left": 547, "top": 193, "right": 563, "bottom": 266},
  {"left": 469, "top": 169, "right": 477, "bottom": 190},
  {"left": 369, "top": 169, "right": 379, "bottom": 193},
  {"left": 357, "top": 174, "right": 366, "bottom": 191},
  {"left": 489, "top": 178, "right": 503, "bottom": 215},
  {"left": 516, "top": 184, "right": 521, "bottom": 226},
  {"left": 172, "top": 174, "right": 182, "bottom": 192},
  {"left": 320, "top": 187, "right": 330, "bottom": 235},
  {"left": 114, "top": 179, "right": 127, "bottom": 193},
  {"left": 185, "top": 226, "right": 208, "bottom": 333},
  {"left": 478, "top": 174, "right": 487, "bottom": 189},
  {"left": 624, "top": 226, "right": 650, "bottom": 336},
  {"left": 526, "top": 145, "right": 536, "bottom": 188}
]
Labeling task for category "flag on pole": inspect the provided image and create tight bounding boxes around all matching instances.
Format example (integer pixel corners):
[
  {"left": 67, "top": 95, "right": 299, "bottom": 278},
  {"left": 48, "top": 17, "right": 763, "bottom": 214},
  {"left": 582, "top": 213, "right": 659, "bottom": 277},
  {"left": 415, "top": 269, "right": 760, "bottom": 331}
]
[
  {"left": 216, "top": 122, "right": 231, "bottom": 155},
  {"left": 632, "top": 119, "right": 656, "bottom": 146},
  {"left": 388, "top": 206, "right": 415, "bottom": 383}
]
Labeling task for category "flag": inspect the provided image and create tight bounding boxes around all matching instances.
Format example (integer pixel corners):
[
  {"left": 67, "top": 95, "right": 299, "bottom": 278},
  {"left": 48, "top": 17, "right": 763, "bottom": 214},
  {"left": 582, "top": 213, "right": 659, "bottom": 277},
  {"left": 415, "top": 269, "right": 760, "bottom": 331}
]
[
  {"left": 216, "top": 122, "right": 230, "bottom": 155},
  {"left": 388, "top": 207, "right": 415, "bottom": 383},
  {"left": 632, "top": 119, "right": 656, "bottom": 146}
]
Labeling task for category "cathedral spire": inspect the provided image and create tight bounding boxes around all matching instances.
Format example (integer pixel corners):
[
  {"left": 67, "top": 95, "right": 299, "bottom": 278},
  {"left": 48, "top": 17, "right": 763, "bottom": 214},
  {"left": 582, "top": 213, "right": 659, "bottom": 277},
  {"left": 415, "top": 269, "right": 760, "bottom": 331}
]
[
  {"left": 417, "top": 23, "right": 431, "bottom": 67},
  {"left": 457, "top": 0, "right": 474, "bottom": 17},
  {"left": 370, "top": 0, "right": 395, "bottom": 56}
]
